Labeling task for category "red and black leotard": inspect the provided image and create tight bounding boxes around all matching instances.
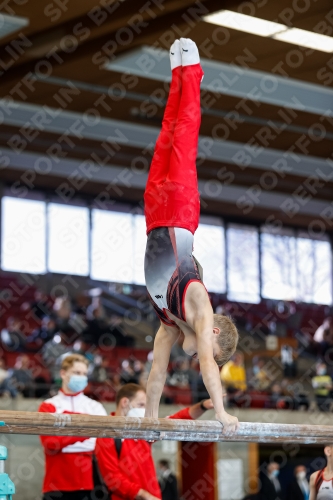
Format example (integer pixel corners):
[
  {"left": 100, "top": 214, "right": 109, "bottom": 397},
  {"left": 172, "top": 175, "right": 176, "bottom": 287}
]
[{"left": 145, "top": 226, "right": 202, "bottom": 326}]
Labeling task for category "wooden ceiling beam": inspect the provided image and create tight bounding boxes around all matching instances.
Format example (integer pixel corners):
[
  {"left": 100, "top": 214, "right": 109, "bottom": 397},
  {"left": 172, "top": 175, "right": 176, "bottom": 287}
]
[{"left": 0, "top": 0, "right": 223, "bottom": 87}]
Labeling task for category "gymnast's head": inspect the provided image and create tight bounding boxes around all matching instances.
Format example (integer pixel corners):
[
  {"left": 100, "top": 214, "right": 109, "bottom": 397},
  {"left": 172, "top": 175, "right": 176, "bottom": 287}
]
[
  {"left": 183, "top": 314, "right": 238, "bottom": 367},
  {"left": 212, "top": 314, "right": 239, "bottom": 366},
  {"left": 324, "top": 444, "right": 333, "bottom": 458}
]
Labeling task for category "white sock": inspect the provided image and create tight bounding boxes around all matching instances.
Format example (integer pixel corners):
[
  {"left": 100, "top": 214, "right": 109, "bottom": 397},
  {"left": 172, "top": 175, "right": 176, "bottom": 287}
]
[
  {"left": 170, "top": 39, "right": 181, "bottom": 70},
  {"left": 180, "top": 38, "right": 200, "bottom": 66}
]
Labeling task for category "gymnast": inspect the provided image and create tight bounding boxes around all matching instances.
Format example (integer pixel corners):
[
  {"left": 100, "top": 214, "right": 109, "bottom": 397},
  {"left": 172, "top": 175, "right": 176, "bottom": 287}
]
[
  {"left": 309, "top": 445, "right": 333, "bottom": 499},
  {"left": 144, "top": 38, "right": 239, "bottom": 434}
]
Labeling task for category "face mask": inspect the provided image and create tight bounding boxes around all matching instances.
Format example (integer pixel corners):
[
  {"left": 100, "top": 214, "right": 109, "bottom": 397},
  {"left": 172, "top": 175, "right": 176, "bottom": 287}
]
[
  {"left": 127, "top": 406, "right": 145, "bottom": 418},
  {"left": 253, "top": 366, "right": 260, "bottom": 375},
  {"left": 297, "top": 471, "right": 306, "bottom": 480},
  {"left": 318, "top": 368, "right": 327, "bottom": 376},
  {"left": 68, "top": 375, "right": 88, "bottom": 393},
  {"left": 271, "top": 469, "right": 279, "bottom": 478}
]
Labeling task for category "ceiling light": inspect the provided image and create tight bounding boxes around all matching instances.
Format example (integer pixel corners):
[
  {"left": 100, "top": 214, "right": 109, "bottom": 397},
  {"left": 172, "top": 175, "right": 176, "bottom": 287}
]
[
  {"left": 204, "top": 10, "right": 285, "bottom": 37},
  {"left": 273, "top": 27, "right": 333, "bottom": 52},
  {"left": 0, "top": 14, "right": 29, "bottom": 39},
  {"left": 203, "top": 10, "right": 333, "bottom": 53}
]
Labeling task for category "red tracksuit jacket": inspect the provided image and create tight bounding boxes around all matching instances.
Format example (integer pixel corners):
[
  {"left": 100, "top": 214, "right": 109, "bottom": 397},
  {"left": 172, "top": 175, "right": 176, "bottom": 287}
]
[
  {"left": 95, "top": 407, "right": 193, "bottom": 500},
  {"left": 39, "top": 390, "right": 107, "bottom": 493}
]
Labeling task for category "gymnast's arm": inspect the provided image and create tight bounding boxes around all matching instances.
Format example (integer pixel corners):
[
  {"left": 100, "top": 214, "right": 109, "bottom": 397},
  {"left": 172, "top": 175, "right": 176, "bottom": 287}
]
[
  {"left": 309, "top": 472, "right": 318, "bottom": 500},
  {"left": 186, "top": 284, "right": 238, "bottom": 434},
  {"left": 145, "top": 323, "right": 180, "bottom": 418}
]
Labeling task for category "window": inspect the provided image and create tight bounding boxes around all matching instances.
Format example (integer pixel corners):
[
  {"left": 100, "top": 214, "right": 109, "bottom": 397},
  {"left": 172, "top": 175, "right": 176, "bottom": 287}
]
[
  {"left": 296, "top": 236, "right": 332, "bottom": 305},
  {"left": 48, "top": 203, "right": 89, "bottom": 276},
  {"left": 261, "top": 228, "right": 297, "bottom": 301},
  {"left": 1, "top": 196, "right": 46, "bottom": 274},
  {"left": 227, "top": 224, "right": 260, "bottom": 303},
  {"left": 133, "top": 214, "right": 146, "bottom": 286},
  {"left": 91, "top": 210, "right": 134, "bottom": 283},
  {"left": 193, "top": 220, "right": 225, "bottom": 293},
  {"left": 1, "top": 193, "right": 332, "bottom": 307}
]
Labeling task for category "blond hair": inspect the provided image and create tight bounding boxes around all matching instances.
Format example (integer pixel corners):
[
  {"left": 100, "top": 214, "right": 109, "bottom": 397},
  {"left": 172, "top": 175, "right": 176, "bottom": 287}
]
[
  {"left": 213, "top": 314, "right": 239, "bottom": 366},
  {"left": 61, "top": 354, "right": 89, "bottom": 371}
]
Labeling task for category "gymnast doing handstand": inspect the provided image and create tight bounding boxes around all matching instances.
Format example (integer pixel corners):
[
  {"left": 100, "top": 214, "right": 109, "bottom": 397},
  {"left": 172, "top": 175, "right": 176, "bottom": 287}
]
[{"left": 144, "top": 38, "right": 239, "bottom": 434}]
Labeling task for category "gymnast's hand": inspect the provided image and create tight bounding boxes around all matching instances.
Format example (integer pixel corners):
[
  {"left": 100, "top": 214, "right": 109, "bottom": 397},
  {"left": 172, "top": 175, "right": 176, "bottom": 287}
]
[{"left": 215, "top": 410, "right": 239, "bottom": 436}]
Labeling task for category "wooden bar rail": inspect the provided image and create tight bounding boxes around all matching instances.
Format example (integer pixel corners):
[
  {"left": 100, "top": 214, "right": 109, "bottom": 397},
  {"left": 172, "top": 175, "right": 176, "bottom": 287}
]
[{"left": 0, "top": 410, "right": 331, "bottom": 444}]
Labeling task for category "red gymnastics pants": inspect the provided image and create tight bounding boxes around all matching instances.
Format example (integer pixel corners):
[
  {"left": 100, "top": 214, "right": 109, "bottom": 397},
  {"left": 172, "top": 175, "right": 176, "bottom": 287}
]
[{"left": 144, "top": 63, "right": 204, "bottom": 235}]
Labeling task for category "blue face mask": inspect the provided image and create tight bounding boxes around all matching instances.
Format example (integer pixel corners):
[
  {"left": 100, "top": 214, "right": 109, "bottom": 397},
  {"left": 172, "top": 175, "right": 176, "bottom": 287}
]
[
  {"left": 68, "top": 375, "right": 88, "bottom": 393},
  {"left": 271, "top": 469, "right": 279, "bottom": 478},
  {"left": 253, "top": 366, "right": 260, "bottom": 375}
]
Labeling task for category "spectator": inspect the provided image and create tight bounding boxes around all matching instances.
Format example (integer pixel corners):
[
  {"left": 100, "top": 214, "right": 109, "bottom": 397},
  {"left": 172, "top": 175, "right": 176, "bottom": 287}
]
[
  {"left": 312, "top": 362, "right": 333, "bottom": 411},
  {"left": 41, "top": 332, "right": 71, "bottom": 383},
  {"left": 280, "top": 379, "right": 310, "bottom": 411},
  {"left": 95, "top": 384, "right": 214, "bottom": 500},
  {"left": 287, "top": 465, "right": 309, "bottom": 500},
  {"left": 133, "top": 360, "right": 145, "bottom": 385},
  {"left": 221, "top": 352, "right": 247, "bottom": 391},
  {"left": 84, "top": 301, "right": 107, "bottom": 345},
  {"left": 0, "top": 359, "right": 17, "bottom": 398},
  {"left": 168, "top": 359, "right": 192, "bottom": 388},
  {"left": 270, "top": 383, "right": 290, "bottom": 410},
  {"left": 21, "top": 289, "right": 51, "bottom": 321},
  {"left": 86, "top": 297, "right": 106, "bottom": 322},
  {"left": 9, "top": 354, "right": 33, "bottom": 397},
  {"left": 258, "top": 462, "right": 284, "bottom": 500},
  {"left": 221, "top": 351, "right": 247, "bottom": 407},
  {"left": 0, "top": 359, "right": 8, "bottom": 382},
  {"left": 314, "top": 317, "right": 333, "bottom": 356},
  {"left": 1, "top": 316, "right": 26, "bottom": 351},
  {"left": 251, "top": 358, "right": 271, "bottom": 390},
  {"left": 157, "top": 459, "right": 179, "bottom": 500},
  {"left": 109, "top": 315, "right": 134, "bottom": 347},
  {"left": 281, "top": 345, "right": 296, "bottom": 378},
  {"left": 120, "top": 360, "right": 137, "bottom": 385},
  {"left": 28, "top": 316, "right": 58, "bottom": 347},
  {"left": 53, "top": 297, "right": 72, "bottom": 333},
  {"left": 39, "top": 354, "right": 107, "bottom": 500},
  {"left": 90, "top": 357, "right": 111, "bottom": 383},
  {"left": 82, "top": 306, "right": 129, "bottom": 348}
]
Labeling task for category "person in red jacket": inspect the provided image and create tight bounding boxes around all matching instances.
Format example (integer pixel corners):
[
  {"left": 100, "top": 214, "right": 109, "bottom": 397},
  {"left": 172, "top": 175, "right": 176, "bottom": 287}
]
[
  {"left": 95, "top": 383, "right": 213, "bottom": 500},
  {"left": 39, "top": 353, "right": 107, "bottom": 500}
]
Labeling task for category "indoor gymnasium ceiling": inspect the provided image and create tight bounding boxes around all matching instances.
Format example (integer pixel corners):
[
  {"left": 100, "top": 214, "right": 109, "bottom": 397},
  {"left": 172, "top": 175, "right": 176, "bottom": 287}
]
[{"left": 0, "top": 0, "right": 332, "bottom": 229}]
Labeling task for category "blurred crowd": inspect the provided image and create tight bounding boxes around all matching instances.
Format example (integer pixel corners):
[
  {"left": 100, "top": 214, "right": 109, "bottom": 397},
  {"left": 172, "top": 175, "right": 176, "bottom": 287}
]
[
  {"left": 244, "top": 462, "right": 310, "bottom": 500},
  {"left": 0, "top": 289, "right": 134, "bottom": 352},
  {"left": 0, "top": 287, "right": 332, "bottom": 411}
]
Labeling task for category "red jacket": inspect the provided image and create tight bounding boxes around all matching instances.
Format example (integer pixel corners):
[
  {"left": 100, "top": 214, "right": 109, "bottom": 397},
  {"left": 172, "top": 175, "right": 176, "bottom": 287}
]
[
  {"left": 95, "top": 407, "right": 193, "bottom": 500},
  {"left": 39, "top": 390, "right": 107, "bottom": 493}
]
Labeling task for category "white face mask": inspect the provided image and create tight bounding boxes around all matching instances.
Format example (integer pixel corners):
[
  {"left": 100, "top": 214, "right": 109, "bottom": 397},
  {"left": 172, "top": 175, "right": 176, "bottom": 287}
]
[
  {"left": 127, "top": 406, "right": 145, "bottom": 418},
  {"left": 297, "top": 471, "right": 306, "bottom": 480}
]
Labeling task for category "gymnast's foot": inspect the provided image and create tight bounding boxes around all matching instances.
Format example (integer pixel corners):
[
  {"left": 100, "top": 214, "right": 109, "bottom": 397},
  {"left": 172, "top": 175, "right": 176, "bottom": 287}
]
[
  {"left": 170, "top": 39, "right": 181, "bottom": 70},
  {"left": 180, "top": 38, "right": 204, "bottom": 81},
  {"left": 180, "top": 38, "right": 200, "bottom": 66}
]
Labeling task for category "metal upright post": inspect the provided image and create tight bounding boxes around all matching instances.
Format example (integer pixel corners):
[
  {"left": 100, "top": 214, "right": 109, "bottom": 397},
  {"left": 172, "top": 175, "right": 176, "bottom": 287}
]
[{"left": 0, "top": 445, "right": 15, "bottom": 500}]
